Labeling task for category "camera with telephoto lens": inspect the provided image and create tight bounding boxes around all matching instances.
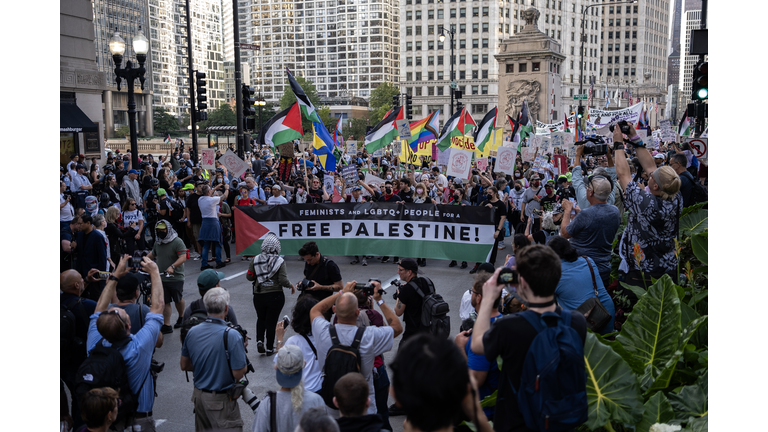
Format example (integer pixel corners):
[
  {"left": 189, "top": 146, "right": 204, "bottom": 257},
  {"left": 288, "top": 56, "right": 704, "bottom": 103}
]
[
  {"left": 241, "top": 386, "right": 260, "bottom": 412},
  {"left": 297, "top": 279, "right": 315, "bottom": 291},
  {"left": 354, "top": 279, "right": 381, "bottom": 296},
  {"left": 608, "top": 120, "right": 631, "bottom": 134},
  {"left": 576, "top": 136, "right": 609, "bottom": 156}
]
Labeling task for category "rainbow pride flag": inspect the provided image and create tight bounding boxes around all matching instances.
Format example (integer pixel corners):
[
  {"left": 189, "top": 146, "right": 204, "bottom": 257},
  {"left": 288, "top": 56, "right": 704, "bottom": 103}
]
[{"left": 406, "top": 111, "right": 440, "bottom": 151}]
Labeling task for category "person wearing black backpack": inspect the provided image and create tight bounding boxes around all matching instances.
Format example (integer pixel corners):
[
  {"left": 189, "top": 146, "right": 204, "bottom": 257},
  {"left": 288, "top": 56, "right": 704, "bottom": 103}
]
[
  {"left": 670, "top": 153, "right": 707, "bottom": 207},
  {"left": 80, "top": 254, "right": 165, "bottom": 432},
  {"left": 471, "top": 248, "right": 588, "bottom": 432},
  {"left": 310, "top": 281, "right": 402, "bottom": 418}
]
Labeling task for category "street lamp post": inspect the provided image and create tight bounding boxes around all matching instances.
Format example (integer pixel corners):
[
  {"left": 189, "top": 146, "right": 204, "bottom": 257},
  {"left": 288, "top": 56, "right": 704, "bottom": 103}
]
[
  {"left": 438, "top": 26, "right": 456, "bottom": 114},
  {"left": 109, "top": 27, "right": 149, "bottom": 171},
  {"left": 578, "top": 0, "right": 637, "bottom": 115},
  {"left": 256, "top": 93, "right": 267, "bottom": 146}
]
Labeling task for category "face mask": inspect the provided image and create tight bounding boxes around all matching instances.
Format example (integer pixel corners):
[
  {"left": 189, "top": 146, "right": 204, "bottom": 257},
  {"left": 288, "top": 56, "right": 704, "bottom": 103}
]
[
  {"left": 297, "top": 188, "right": 303, "bottom": 194},
  {"left": 386, "top": 175, "right": 392, "bottom": 180},
  {"left": 515, "top": 186, "right": 521, "bottom": 191},
  {"left": 587, "top": 171, "right": 593, "bottom": 175},
  {"left": 156, "top": 230, "right": 168, "bottom": 239},
  {"left": 416, "top": 188, "right": 423, "bottom": 194},
  {"left": 385, "top": 187, "right": 392, "bottom": 194},
  {"left": 454, "top": 195, "right": 460, "bottom": 200},
  {"left": 515, "top": 172, "right": 522, "bottom": 178}
]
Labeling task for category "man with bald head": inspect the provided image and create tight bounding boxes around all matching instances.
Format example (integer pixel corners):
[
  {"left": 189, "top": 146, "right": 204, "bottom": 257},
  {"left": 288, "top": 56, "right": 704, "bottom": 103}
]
[
  {"left": 310, "top": 281, "right": 402, "bottom": 416},
  {"left": 85, "top": 254, "right": 165, "bottom": 431},
  {"left": 61, "top": 269, "right": 98, "bottom": 429}
]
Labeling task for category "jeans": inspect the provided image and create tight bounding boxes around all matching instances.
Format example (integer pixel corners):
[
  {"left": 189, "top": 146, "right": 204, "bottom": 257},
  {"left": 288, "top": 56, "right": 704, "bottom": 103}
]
[
  {"left": 374, "top": 364, "right": 392, "bottom": 431},
  {"left": 252, "top": 291, "right": 286, "bottom": 350},
  {"left": 201, "top": 240, "right": 222, "bottom": 268}
]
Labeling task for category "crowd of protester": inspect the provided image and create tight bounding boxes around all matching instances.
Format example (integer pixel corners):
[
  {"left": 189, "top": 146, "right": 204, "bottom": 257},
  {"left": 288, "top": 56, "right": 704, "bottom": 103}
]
[{"left": 61, "top": 123, "right": 703, "bottom": 431}]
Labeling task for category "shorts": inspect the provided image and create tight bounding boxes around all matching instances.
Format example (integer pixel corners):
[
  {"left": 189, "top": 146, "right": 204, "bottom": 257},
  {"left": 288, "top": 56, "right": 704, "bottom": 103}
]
[
  {"left": 162, "top": 280, "right": 184, "bottom": 304},
  {"left": 192, "top": 223, "right": 202, "bottom": 241}
]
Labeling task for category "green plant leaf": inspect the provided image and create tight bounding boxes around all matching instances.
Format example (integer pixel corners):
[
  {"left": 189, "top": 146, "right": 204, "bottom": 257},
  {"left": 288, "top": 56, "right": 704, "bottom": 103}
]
[
  {"left": 583, "top": 333, "right": 644, "bottom": 429},
  {"left": 645, "top": 316, "right": 708, "bottom": 394},
  {"left": 636, "top": 392, "right": 675, "bottom": 432},
  {"left": 668, "top": 374, "right": 707, "bottom": 422},
  {"left": 592, "top": 331, "right": 644, "bottom": 375},
  {"left": 679, "top": 209, "right": 708, "bottom": 237},
  {"left": 682, "top": 415, "right": 708, "bottom": 432},
  {"left": 480, "top": 390, "right": 497, "bottom": 408},
  {"left": 680, "top": 202, "right": 707, "bottom": 218},
  {"left": 690, "top": 232, "right": 708, "bottom": 266},
  {"left": 620, "top": 282, "right": 647, "bottom": 299},
  {"left": 687, "top": 290, "right": 708, "bottom": 308},
  {"left": 617, "top": 275, "right": 682, "bottom": 392}
]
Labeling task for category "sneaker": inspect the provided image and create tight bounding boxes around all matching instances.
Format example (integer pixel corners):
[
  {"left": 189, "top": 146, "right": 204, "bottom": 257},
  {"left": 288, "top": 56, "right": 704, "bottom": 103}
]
[
  {"left": 418, "top": 258, "right": 425, "bottom": 267},
  {"left": 193, "top": 256, "right": 200, "bottom": 261},
  {"left": 215, "top": 262, "right": 227, "bottom": 269},
  {"left": 388, "top": 403, "right": 407, "bottom": 416},
  {"left": 257, "top": 341, "right": 265, "bottom": 354},
  {"left": 497, "top": 243, "right": 506, "bottom": 250},
  {"left": 461, "top": 261, "right": 468, "bottom": 269},
  {"left": 201, "top": 265, "right": 212, "bottom": 271},
  {"left": 265, "top": 349, "right": 276, "bottom": 356},
  {"left": 190, "top": 252, "right": 200, "bottom": 258},
  {"left": 381, "top": 257, "right": 390, "bottom": 263},
  {"left": 173, "top": 318, "right": 183, "bottom": 329},
  {"left": 393, "top": 257, "right": 400, "bottom": 265},
  {"left": 361, "top": 258, "right": 368, "bottom": 266},
  {"left": 469, "top": 263, "right": 479, "bottom": 274},
  {"left": 350, "top": 258, "right": 360, "bottom": 265},
  {"left": 449, "top": 260, "right": 458, "bottom": 267},
  {"left": 160, "top": 325, "right": 173, "bottom": 334}
]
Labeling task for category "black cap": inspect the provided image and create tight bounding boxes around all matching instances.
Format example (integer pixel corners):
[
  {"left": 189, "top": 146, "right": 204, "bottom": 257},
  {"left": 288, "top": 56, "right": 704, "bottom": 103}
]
[
  {"left": 477, "top": 262, "right": 495, "bottom": 274},
  {"left": 399, "top": 258, "right": 419, "bottom": 273},
  {"left": 116, "top": 273, "right": 142, "bottom": 296},
  {"left": 76, "top": 163, "right": 86, "bottom": 170}
]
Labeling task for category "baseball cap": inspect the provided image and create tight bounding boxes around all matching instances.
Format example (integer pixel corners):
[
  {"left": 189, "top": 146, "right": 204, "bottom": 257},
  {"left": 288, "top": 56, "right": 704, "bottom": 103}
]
[
  {"left": 155, "top": 221, "right": 167, "bottom": 229},
  {"left": 76, "top": 163, "right": 86, "bottom": 170},
  {"left": 275, "top": 345, "right": 305, "bottom": 388},
  {"left": 182, "top": 183, "right": 195, "bottom": 191},
  {"left": 453, "top": 178, "right": 463, "bottom": 186},
  {"left": 399, "top": 258, "right": 419, "bottom": 273},
  {"left": 531, "top": 173, "right": 541, "bottom": 180},
  {"left": 654, "top": 153, "right": 665, "bottom": 159},
  {"left": 197, "top": 269, "right": 225, "bottom": 292},
  {"left": 116, "top": 273, "right": 142, "bottom": 297},
  {"left": 477, "top": 262, "right": 496, "bottom": 274},
  {"left": 172, "top": 181, "right": 182, "bottom": 189},
  {"left": 557, "top": 175, "right": 568, "bottom": 184},
  {"left": 128, "top": 169, "right": 139, "bottom": 175},
  {"left": 272, "top": 184, "right": 281, "bottom": 191},
  {"left": 352, "top": 186, "right": 362, "bottom": 191},
  {"left": 157, "top": 188, "right": 167, "bottom": 196}
]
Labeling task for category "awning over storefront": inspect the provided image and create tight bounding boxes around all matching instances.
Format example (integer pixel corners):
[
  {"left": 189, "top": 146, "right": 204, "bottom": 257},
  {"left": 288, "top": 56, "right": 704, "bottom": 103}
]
[{"left": 61, "top": 103, "right": 98, "bottom": 133}]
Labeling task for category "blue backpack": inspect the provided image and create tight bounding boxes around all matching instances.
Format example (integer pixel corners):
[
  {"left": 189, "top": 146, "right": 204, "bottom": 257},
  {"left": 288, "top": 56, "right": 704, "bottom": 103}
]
[{"left": 511, "top": 310, "right": 588, "bottom": 431}]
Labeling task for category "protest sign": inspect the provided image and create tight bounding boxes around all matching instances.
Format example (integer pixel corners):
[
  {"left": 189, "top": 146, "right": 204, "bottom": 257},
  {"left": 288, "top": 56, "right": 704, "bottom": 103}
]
[
  {"left": 476, "top": 157, "right": 488, "bottom": 172},
  {"left": 396, "top": 119, "right": 412, "bottom": 140},
  {"left": 446, "top": 149, "right": 473, "bottom": 179},
  {"left": 234, "top": 203, "right": 497, "bottom": 262},
  {"left": 495, "top": 146, "right": 517, "bottom": 175},
  {"left": 437, "top": 147, "right": 451, "bottom": 166},
  {"left": 219, "top": 150, "right": 249, "bottom": 178},
  {"left": 341, "top": 163, "right": 358, "bottom": 187},
  {"left": 521, "top": 146, "right": 535, "bottom": 162},
  {"left": 346, "top": 140, "right": 358, "bottom": 155},
  {"left": 200, "top": 149, "right": 215, "bottom": 170}
]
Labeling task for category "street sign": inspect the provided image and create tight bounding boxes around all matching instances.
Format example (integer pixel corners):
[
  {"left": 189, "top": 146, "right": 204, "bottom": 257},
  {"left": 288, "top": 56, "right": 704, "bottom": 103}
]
[
  {"left": 573, "top": 94, "right": 588, "bottom": 100},
  {"left": 239, "top": 43, "right": 260, "bottom": 51},
  {"left": 685, "top": 138, "right": 708, "bottom": 159},
  {"left": 450, "top": 81, "right": 457, "bottom": 89}
]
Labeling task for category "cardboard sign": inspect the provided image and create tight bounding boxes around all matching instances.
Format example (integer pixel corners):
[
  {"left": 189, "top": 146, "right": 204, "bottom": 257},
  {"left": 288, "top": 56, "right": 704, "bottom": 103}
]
[
  {"left": 278, "top": 142, "right": 294, "bottom": 158},
  {"left": 346, "top": 140, "right": 358, "bottom": 155},
  {"left": 341, "top": 163, "right": 358, "bottom": 187},
  {"left": 685, "top": 138, "right": 708, "bottom": 159},
  {"left": 476, "top": 157, "right": 488, "bottom": 172},
  {"left": 495, "top": 146, "right": 518, "bottom": 175},
  {"left": 396, "top": 119, "right": 412, "bottom": 140},
  {"left": 219, "top": 150, "right": 249, "bottom": 178},
  {"left": 323, "top": 176, "right": 335, "bottom": 195},
  {"left": 446, "top": 149, "right": 473, "bottom": 179},
  {"left": 200, "top": 149, "right": 215, "bottom": 170},
  {"left": 521, "top": 147, "right": 535, "bottom": 162},
  {"left": 437, "top": 147, "right": 451, "bottom": 166}
]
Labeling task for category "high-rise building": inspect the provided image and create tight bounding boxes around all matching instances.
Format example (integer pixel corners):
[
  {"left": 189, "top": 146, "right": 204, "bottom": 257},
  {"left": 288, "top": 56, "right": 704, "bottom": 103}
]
[
  {"left": 598, "top": 0, "right": 669, "bottom": 117},
  {"left": 92, "top": 0, "right": 154, "bottom": 137},
  {"left": 677, "top": 0, "right": 702, "bottom": 117},
  {"left": 248, "top": 0, "right": 401, "bottom": 104},
  {"left": 400, "top": 0, "right": 517, "bottom": 123},
  {"left": 148, "top": 0, "right": 227, "bottom": 119}
]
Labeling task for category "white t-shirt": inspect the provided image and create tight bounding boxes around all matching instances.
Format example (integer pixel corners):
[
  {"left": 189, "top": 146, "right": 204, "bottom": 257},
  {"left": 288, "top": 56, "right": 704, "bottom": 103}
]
[
  {"left": 266, "top": 195, "right": 289, "bottom": 205},
  {"left": 60, "top": 194, "right": 74, "bottom": 222},
  {"left": 311, "top": 317, "right": 394, "bottom": 415},
  {"left": 198, "top": 196, "right": 221, "bottom": 219},
  {"left": 122, "top": 209, "right": 144, "bottom": 231},
  {"left": 436, "top": 173, "right": 449, "bottom": 189},
  {"left": 272, "top": 334, "right": 323, "bottom": 392}
]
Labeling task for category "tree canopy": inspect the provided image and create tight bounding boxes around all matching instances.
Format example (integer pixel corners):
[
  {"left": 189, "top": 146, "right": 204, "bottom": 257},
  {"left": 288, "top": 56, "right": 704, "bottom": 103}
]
[
  {"left": 153, "top": 107, "right": 180, "bottom": 136},
  {"left": 369, "top": 82, "right": 400, "bottom": 125},
  {"left": 198, "top": 103, "right": 236, "bottom": 130}
]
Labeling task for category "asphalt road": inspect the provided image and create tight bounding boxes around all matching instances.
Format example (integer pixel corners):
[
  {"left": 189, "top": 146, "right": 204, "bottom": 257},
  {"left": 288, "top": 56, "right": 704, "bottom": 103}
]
[{"left": 140, "top": 243, "right": 511, "bottom": 431}]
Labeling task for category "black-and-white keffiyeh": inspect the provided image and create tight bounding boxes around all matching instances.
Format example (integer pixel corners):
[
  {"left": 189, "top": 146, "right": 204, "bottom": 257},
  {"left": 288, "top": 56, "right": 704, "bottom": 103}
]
[
  {"left": 154, "top": 219, "right": 179, "bottom": 245},
  {"left": 252, "top": 232, "right": 284, "bottom": 283}
]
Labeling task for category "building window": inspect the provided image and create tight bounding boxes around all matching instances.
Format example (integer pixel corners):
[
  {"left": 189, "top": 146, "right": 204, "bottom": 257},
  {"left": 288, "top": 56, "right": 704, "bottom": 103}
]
[
  {"left": 428, "top": 25, "right": 435, "bottom": 35},
  {"left": 428, "top": 86, "right": 435, "bottom": 96},
  {"left": 416, "top": 41, "right": 422, "bottom": 50},
  {"left": 472, "top": 104, "right": 487, "bottom": 114},
  {"left": 625, "top": 31, "right": 630, "bottom": 38},
  {"left": 608, "top": 45, "right": 612, "bottom": 52},
  {"left": 608, "top": 32, "right": 613, "bottom": 39},
  {"left": 428, "top": 71, "right": 434, "bottom": 80},
  {"left": 473, "top": 7, "right": 479, "bottom": 17},
  {"left": 450, "top": 8, "right": 456, "bottom": 18},
  {"left": 406, "top": 42, "right": 412, "bottom": 51},
  {"left": 623, "top": 68, "right": 628, "bottom": 76},
  {"left": 459, "top": 71, "right": 466, "bottom": 79},
  {"left": 631, "top": 68, "right": 636, "bottom": 76},
  {"left": 624, "top": 56, "right": 629, "bottom": 63},
  {"left": 608, "top": 57, "right": 612, "bottom": 64},
  {"left": 416, "top": 26, "right": 422, "bottom": 35},
  {"left": 472, "top": 70, "right": 479, "bottom": 79},
  {"left": 631, "top": 56, "right": 636, "bottom": 63},
  {"left": 481, "top": 85, "right": 488, "bottom": 94},
  {"left": 406, "top": 87, "right": 413, "bottom": 96},
  {"left": 415, "top": 86, "right": 423, "bottom": 96},
  {"left": 482, "top": 70, "right": 488, "bottom": 79},
  {"left": 482, "top": 23, "right": 489, "bottom": 32},
  {"left": 473, "top": 23, "right": 479, "bottom": 33},
  {"left": 472, "top": 39, "right": 479, "bottom": 48},
  {"left": 571, "top": 32, "right": 575, "bottom": 41},
  {"left": 406, "top": 72, "right": 413, "bottom": 80},
  {"left": 407, "top": 57, "right": 413, "bottom": 66},
  {"left": 438, "top": 10, "right": 444, "bottom": 19},
  {"left": 437, "top": 71, "right": 444, "bottom": 79},
  {"left": 438, "top": 56, "right": 444, "bottom": 65},
  {"left": 532, "top": 62, "right": 540, "bottom": 71},
  {"left": 482, "top": 54, "right": 488, "bottom": 64},
  {"left": 428, "top": 56, "right": 435, "bottom": 65},
  {"left": 519, "top": 63, "right": 527, "bottom": 72},
  {"left": 416, "top": 10, "right": 422, "bottom": 19},
  {"left": 416, "top": 72, "right": 422, "bottom": 80},
  {"left": 607, "top": 69, "right": 612, "bottom": 76},
  {"left": 632, "top": 43, "right": 637, "bottom": 51},
  {"left": 406, "top": 11, "right": 412, "bottom": 20},
  {"left": 460, "top": 8, "right": 466, "bottom": 17},
  {"left": 472, "top": 85, "right": 479, "bottom": 95},
  {"left": 416, "top": 57, "right": 422, "bottom": 66},
  {"left": 428, "top": 41, "right": 435, "bottom": 50},
  {"left": 406, "top": 27, "right": 413, "bottom": 36},
  {"left": 428, "top": 10, "right": 435, "bottom": 19},
  {"left": 632, "top": 31, "right": 637, "bottom": 38},
  {"left": 460, "top": 24, "right": 466, "bottom": 33},
  {"left": 437, "top": 86, "right": 444, "bottom": 95},
  {"left": 506, "top": 64, "right": 514, "bottom": 73},
  {"left": 472, "top": 54, "right": 478, "bottom": 64},
  {"left": 413, "top": 105, "right": 423, "bottom": 115},
  {"left": 460, "top": 39, "right": 466, "bottom": 48},
  {"left": 483, "top": 7, "right": 489, "bottom": 16},
  {"left": 460, "top": 55, "right": 466, "bottom": 64},
  {"left": 482, "top": 38, "right": 488, "bottom": 48}
]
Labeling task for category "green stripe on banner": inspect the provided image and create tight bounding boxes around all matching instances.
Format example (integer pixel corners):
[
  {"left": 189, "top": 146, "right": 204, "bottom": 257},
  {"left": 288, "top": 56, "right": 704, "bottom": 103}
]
[{"left": 234, "top": 203, "right": 497, "bottom": 262}]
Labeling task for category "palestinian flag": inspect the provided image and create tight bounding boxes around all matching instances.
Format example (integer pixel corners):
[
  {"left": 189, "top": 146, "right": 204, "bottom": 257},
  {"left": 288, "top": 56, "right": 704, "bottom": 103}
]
[
  {"left": 677, "top": 109, "right": 692, "bottom": 138},
  {"left": 164, "top": 134, "right": 172, "bottom": 145},
  {"left": 365, "top": 107, "right": 403, "bottom": 153},
  {"left": 563, "top": 113, "right": 571, "bottom": 133},
  {"left": 473, "top": 107, "right": 497, "bottom": 152},
  {"left": 286, "top": 68, "right": 322, "bottom": 123},
  {"left": 258, "top": 102, "right": 303, "bottom": 148},
  {"left": 437, "top": 108, "right": 465, "bottom": 152},
  {"left": 518, "top": 100, "right": 533, "bottom": 142},
  {"left": 463, "top": 109, "right": 478, "bottom": 134}
]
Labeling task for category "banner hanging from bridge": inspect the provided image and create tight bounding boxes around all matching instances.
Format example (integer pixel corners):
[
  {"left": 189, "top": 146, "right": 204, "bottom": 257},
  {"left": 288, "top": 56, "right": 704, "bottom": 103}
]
[{"left": 234, "top": 203, "right": 497, "bottom": 262}]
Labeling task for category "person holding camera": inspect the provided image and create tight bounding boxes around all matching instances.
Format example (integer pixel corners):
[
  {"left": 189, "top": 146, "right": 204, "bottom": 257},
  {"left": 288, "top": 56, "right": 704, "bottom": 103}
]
[
  {"left": 571, "top": 140, "right": 618, "bottom": 210},
  {"left": 107, "top": 272, "right": 163, "bottom": 347},
  {"left": 86, "top": 254, "right": 164, "bottom": 432},
  {"left": 181, "top": 287, "right": 249, "bottom": 431},
  {"left": 146, "top": 220, "right": 188, "bottom": 335},
  {"left": 612, "top": 123, "right": 682, "bottom": 303},
  {"left": 520, "top": 173, "right": 545, "bottom": 233},
  {"left": 296, "top": 241, "right": 343, "bottom": 304},
  {"left": 247, "top": 232, "right": 295, "bottom": 356}
]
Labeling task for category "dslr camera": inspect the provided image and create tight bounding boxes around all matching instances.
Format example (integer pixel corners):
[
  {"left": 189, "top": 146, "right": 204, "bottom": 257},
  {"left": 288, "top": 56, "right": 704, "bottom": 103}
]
[
  {"left": 389, "top": 279, "right": 406, "bottom": 300},
  {"left": 575, "top": 136, "right": 609, "bottom": 156},
  {"left": 354, "top": 279, "right": 381, "bottom": 296},
  {"left": 297, "top": 279, "right": 315, "bottom": 291},
  {"left": 608, "top": 120, "right": 631, "bottom": 134}
]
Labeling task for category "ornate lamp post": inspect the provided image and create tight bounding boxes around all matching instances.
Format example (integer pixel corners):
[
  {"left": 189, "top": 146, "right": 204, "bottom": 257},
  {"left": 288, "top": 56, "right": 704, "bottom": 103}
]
[{"left": 438, "top": 26, "right": 456, "bottom": 114}]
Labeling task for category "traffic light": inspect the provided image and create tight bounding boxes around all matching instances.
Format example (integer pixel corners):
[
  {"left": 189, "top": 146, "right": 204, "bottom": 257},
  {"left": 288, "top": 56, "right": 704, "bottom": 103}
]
[
  {"left": 405, "top": 94, "right": 413, "bottom": 121},
  {"left": 196, "top": 111, "right": 207, "bottom": 121},
  {"left": 456, "top": 101, "right": 464, "bottom": 113},
  {"left": 392, "top": 94, "right": 400, "bottom": 111},
  {"left": 577, "top": 106, "right": 584, "bottom": 119},
  {"left": 245, "top": 117, "right": 255, "bottom": 130},
  {"left": 691, "top": 61, "right": 708, "bottom": 101},
  {"left": 242, "top": 84, "right": 256, "bottom": 118},
  {"left": 195, "top": 71, "right": 207, "bottom": 110}
]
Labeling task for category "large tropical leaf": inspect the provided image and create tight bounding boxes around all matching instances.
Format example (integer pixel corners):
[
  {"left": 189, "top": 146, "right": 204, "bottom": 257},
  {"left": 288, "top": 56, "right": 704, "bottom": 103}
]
[
  {"left": 680, "top": 303, "right": 707, "bottom": 348},
  {"left": 637, "top": 392, "right": 675, "bottom": 432},
  {"left": 680, "top": 202, "right": 707, "bottom": 218},
  {"left": 645, "top": 316, "right": 708, "bottom": 394},
  {"left": 679, "top": 209, "right": 708, "bottom": 237},
  {"left": 616, "top": 275, "right": 682, "bottom": 391},
  {"left": 690, "top": 232, "right": 708, "bottom": 266},
  {"left": 583, "top": 332, "right": 644, "bottom": 429},
  {"left": 682, "top": 415, "right": 708, "bottom": 432},
  {"left": 668, "top": 371, "right": 708, "bottom": 422},
  {"left": 593, "top": 332, "right": 644, "bottom": 375}
]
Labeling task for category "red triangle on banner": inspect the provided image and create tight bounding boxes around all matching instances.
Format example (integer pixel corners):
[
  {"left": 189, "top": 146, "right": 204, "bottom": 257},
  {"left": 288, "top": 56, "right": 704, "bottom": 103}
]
[{"left": 234, "top": 207, "right": 270, "bottom": 255}]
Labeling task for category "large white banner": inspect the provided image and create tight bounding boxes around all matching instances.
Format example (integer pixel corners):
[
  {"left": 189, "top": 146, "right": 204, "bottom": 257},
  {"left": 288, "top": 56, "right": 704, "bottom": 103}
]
[{"left": 535, "top": 103, "right": 644, "bottom": 133}]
